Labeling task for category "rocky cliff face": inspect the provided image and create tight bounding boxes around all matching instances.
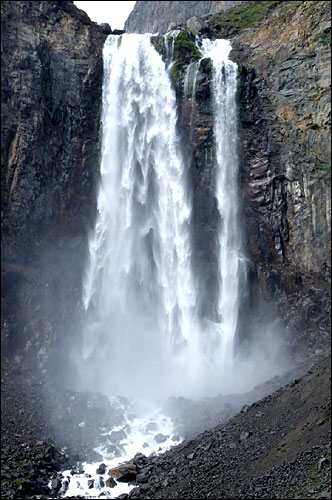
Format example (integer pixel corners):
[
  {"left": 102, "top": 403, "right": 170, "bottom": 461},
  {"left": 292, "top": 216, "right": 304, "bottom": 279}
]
[
  {"left": 216, "top": 0, "right": 331, "bottom": 347},
  {"left": 1, "top": 1, "right": 330, "bottom": 378},
  {"left": 1, "top": 1, "right": 107, "bottom": 375},
  {"left": 1, "top": 1, "right": 106, "bottom": 262},
  {"left": 125, "top": 1, "right": 244, "bottom": 34}
]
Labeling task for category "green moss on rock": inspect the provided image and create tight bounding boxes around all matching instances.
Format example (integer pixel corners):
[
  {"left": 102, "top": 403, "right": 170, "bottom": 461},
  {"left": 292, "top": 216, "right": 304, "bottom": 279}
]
[
  {"left": 210, "top": 0, "right": 281, "bottom": 33},
  {"left": 173, "top": 31, "right": 202, "bottom": 59}
]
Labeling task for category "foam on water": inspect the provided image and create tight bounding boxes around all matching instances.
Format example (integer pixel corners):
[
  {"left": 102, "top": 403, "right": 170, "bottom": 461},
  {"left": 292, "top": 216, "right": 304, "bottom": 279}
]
[{"left": 60, "top": 403, "right": 178, "bottom": 498}]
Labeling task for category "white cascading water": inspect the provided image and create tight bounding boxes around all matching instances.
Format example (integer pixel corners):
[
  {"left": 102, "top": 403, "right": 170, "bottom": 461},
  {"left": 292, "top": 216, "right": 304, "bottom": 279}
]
[
  {"left": 201, "top": 39, "right": 243, "bottom": 376},
  {"left": 82, "top": 33, "right": 198, "bottom": 400},
  {"left": 80, "top": 34, "right": 242, "bottom": 401}
]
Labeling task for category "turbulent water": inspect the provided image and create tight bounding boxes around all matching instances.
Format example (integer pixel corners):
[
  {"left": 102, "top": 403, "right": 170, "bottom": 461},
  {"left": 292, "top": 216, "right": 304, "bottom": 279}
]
[
  {"left": 80, "top": 34, "right": 243, "bottom": 401},
  {"left": 82, "top": 34, "right": 197, "bottom": 400}
]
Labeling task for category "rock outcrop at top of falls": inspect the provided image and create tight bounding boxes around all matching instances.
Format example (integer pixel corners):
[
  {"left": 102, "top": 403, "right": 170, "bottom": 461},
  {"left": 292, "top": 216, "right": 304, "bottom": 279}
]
[
  {"left": 1, "top": 1, "right": 331, "bottom": 376},
  {"left": 124, "top": 1, "right": 244, "bottom": 34}
]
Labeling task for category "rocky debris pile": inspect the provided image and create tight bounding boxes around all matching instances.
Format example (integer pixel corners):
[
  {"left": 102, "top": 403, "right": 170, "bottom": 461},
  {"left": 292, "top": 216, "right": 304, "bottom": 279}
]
[
  {"left": 1, "top": 358, "right": 129, "bottom": 463},
  {"left": 1, "top": 359, "right": 131, "bottom": 498},
  {"left": 1, "top": 442, "right": 70, "bottom": 499},
  {"left": 122, "top": 354, "right": 331, "bottom": 499}
]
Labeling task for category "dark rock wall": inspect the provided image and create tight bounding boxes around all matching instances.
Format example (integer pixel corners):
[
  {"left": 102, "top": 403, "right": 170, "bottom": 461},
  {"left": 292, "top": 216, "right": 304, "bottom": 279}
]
[
  {"left": 229, "top": 1, "right": 331, "bottom": 348},
  {"left": 1, "top": 1, "right": 107, "bottom": 375},
  {"left": 1, "top": 1, "right": 106, "bottom": 262},
  {"left": 125, "top": 1, "right": 244, "bottom": 34}
]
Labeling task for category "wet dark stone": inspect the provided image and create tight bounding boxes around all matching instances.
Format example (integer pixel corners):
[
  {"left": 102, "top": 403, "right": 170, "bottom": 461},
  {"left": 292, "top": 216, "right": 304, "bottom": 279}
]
[
  {"left": 105, "top": 477, "right": 117, "bottom": 488},
  {"left": 154, "top": 433, "right": 168, "bottom": 444},
  {"left": 110, "top": 429, "right": 127, "bottom": 443},
  {"left": 96, "top": 463, "right": 106, "bottom": 474}
]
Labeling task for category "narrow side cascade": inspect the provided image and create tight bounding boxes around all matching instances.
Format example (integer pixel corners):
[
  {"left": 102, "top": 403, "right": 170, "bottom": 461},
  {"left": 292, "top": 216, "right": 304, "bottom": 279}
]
[
  {"left": 200, "top": 39, "right": 244, "bottom": 374},
  {"left": 78, "top": 33, "right": 249, "bottom": 402}
]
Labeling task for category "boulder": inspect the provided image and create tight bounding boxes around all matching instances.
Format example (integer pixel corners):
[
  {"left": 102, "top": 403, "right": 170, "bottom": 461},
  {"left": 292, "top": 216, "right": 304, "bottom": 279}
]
[
  {"left": 167, "top": 22, "right": 177, "bottom": 32},
  {"left": 100, "top": 23, "right": 112, "bottom": 35},
  {"left": 105, "top": 477, "right": 116, "bottom": 488},
  {"left": 145, "top": 422, "right": 157, "bottom": 432},
  {"left": 110, "top": 429, "right": 127, "bottom": 443},
  {"left": 109, "top": 463, "right": 137, "bottom": 483},
  {"left": 186, "top": 16, "right": 206, "bottom": 35},
  {"left": 154, "top": 433, "right": 168, "bottom": 444},
  {"left": 96, "top": 463, "right": 106, "bottom": 474}
]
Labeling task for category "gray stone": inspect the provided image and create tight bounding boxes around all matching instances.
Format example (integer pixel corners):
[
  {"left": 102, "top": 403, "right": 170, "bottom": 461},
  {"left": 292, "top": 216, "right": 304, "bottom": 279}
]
[
  {"left": 110, "top": 429, "right": 127, "bottom": 443},
  {"left": 154, "top": 433, "right": 168, "bottom": 444},
  {"left": 186, "top": 16, "right": 206, "bottom": 35},
  {"left": 239, "top": 431, "right": 251, "bottom": 441},
  {"left": 105, "top": 477, "right": 117, "bottom": 488}
]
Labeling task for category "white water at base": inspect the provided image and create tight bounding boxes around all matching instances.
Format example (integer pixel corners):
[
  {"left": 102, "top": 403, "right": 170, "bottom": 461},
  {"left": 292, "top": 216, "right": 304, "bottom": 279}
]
[{"left": 60, "top": 403, "right": 177, "bottom": 499}]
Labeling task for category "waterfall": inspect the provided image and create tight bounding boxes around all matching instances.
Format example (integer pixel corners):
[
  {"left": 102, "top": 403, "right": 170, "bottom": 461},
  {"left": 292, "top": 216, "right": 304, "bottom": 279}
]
[
  {"left": 201, "top": 39, "right": 243, "bottom": 374},
  {"left": 80, "top": 33, "right": 243, "bottom": 401},
  {"left": 82, "top": 34, "right": 198, "bottom": 400},
  {"left": 63, "top": 32, "right": 289, "bottom": 500}
]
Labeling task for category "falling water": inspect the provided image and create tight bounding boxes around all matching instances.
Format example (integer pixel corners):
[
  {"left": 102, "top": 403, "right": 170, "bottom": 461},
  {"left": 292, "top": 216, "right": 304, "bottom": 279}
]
[
  {"left": 201, "top": 39, "right": 243, "bottom": 376},
  {"left": 82, "top": 34, "right": 198, "bottom": 400},
  {"left": 80, "top": 34, "right": 243, "bottom": 402}
]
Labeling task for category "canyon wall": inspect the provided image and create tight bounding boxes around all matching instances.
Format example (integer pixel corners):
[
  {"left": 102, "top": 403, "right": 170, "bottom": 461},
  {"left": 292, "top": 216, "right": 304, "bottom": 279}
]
[
  {"left": 125, "top": 1, "right": 244, "bottom": 34},
  {"left": 1, "top": 1, "right": 330, "bottom": 377},
  {"left": 211, "top": 1, "right": 331, "bottom": 348},
  {"left": 1, "top": 0, "right": 106, "bottom": 375}
]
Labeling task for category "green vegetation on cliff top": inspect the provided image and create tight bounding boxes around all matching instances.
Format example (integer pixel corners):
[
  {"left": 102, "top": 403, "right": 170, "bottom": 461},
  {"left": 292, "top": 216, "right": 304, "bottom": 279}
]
[{"left": 211, "top": 1, "right": 281, "bottom": 30}]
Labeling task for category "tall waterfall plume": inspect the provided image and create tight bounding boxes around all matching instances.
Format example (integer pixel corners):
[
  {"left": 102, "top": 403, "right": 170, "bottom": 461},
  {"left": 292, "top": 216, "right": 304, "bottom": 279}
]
[
  {"left": 82, "top": 34, "right": 198, "bottom": 399},
  {"left": 79, "top": 34, "right": 245, "bottom": 401}
]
